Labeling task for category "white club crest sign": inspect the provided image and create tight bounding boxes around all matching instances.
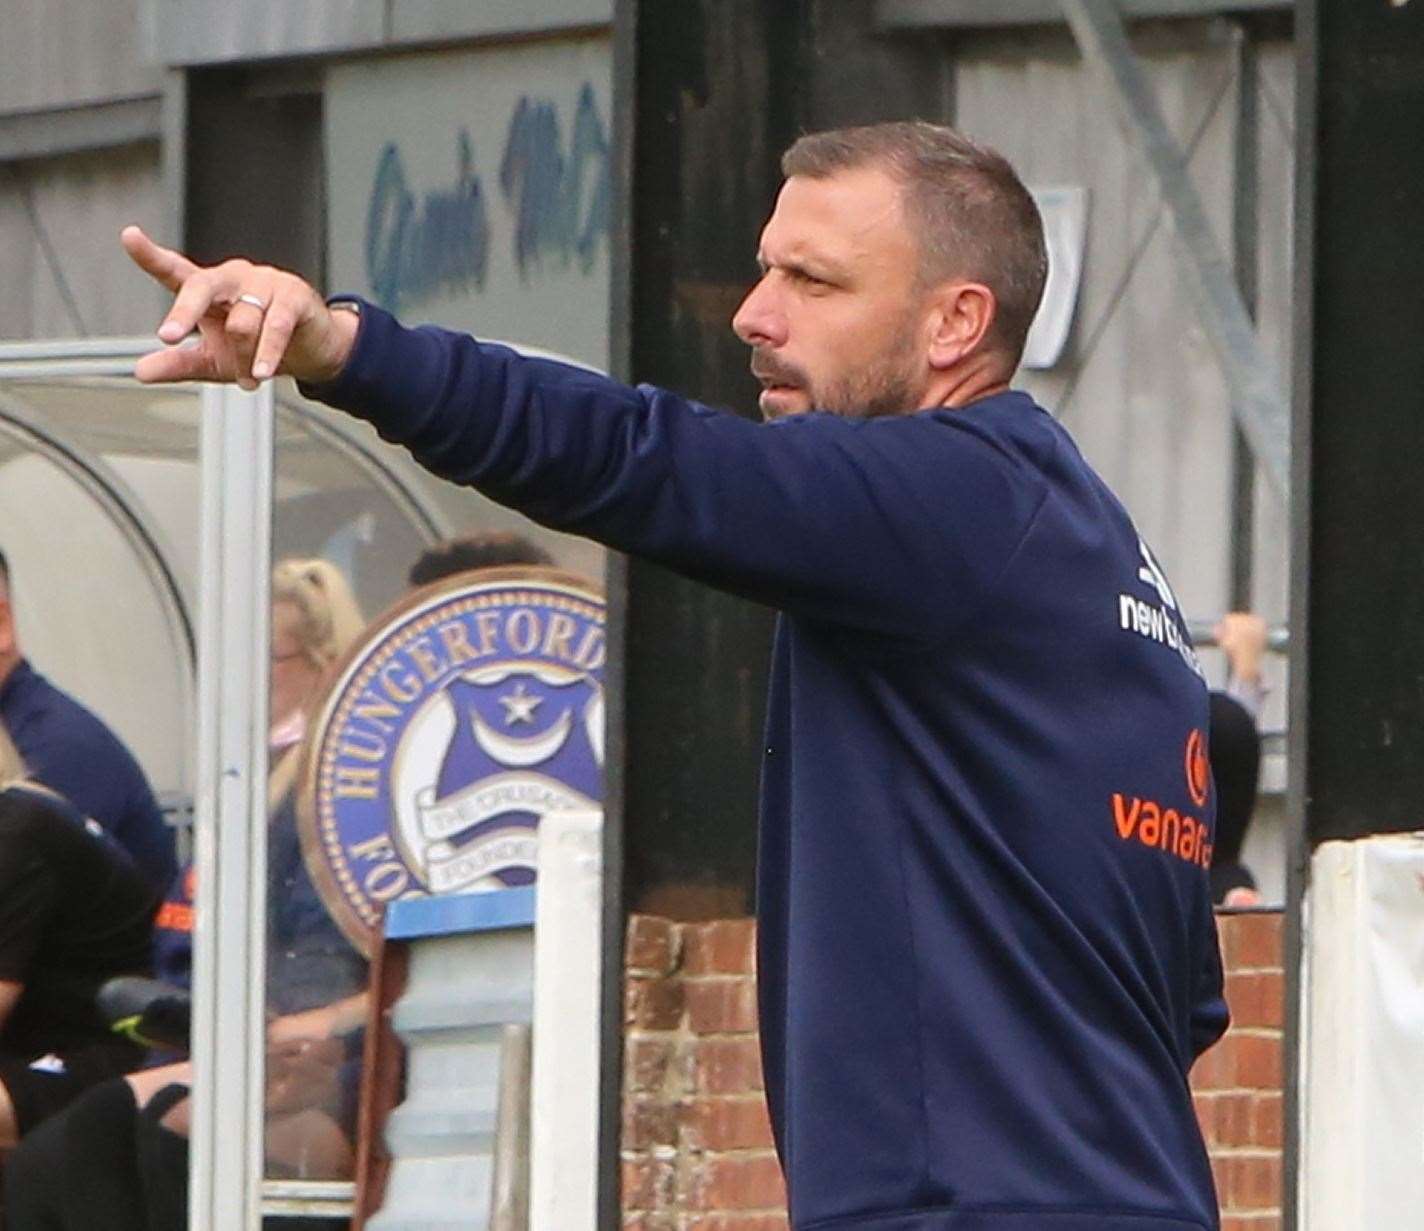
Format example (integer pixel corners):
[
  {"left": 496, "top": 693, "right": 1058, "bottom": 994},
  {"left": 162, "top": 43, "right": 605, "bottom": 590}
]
[{"left": 299, "top": 566, "right": 604, "bottom": 954}]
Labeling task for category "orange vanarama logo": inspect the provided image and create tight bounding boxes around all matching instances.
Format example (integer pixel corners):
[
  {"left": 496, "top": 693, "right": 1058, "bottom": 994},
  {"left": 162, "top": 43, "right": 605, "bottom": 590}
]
[
  {"left": 1111, "top": 794, "right": 1213, "bottom": 869},
  {"left": 154, "top": 866, "right": 197, "bottom": 932},
  {"left": 1111, "top": 728, "right": 1214, "bottom": 869},
  {"left": 1185, "top": 728, "right": 1210, "bottom": 808}
]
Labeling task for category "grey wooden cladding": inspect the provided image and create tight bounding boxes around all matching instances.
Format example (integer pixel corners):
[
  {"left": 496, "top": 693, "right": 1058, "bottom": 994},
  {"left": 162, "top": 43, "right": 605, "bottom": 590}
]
[
  {"left": 954, "top": 22, "right": 1295, "bottom": 900},
  {"left": 150, "top": 0, "right": 612, "bottom": 67},
  {"left": 0, "top": 96, "right": 161, "bottom": 165},
  {"left": 877, "top": 0, "right": 1292, "bottom": 30},
  {"left": 0, "top": 0, "right": 160, "bottom": 115},
  {"left": 1061, "top": 0, "right": 1290, "bottom": 500}
]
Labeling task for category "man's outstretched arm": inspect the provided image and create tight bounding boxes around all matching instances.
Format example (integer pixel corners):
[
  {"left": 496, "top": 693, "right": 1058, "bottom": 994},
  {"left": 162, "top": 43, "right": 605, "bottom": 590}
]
[{"left": 123, "top": 233, "right": 1041, "bottom": 638}]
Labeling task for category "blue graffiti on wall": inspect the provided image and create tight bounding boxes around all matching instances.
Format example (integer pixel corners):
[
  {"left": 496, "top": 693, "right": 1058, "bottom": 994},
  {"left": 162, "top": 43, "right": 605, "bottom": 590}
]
[
  {"left": 499, "top": 83, "right": 612, "bottom": 281},
  {"left": 366, "top": 129, "right": 490, "bottom": 314},
  {"left": 363, "top": 83, "right": 612, "bottom": 312}
]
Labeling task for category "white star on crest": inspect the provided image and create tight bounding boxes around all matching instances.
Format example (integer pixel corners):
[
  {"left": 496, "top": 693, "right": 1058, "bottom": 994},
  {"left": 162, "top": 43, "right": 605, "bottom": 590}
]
[{"left": 498, "top": 681, "right": 543, "bottom": 726}]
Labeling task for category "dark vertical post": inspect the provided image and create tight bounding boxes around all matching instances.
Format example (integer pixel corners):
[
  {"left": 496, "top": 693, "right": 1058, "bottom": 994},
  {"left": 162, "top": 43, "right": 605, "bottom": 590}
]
[
  {"left": 603, "top": 0, "right": 955, "bottom": 1217},
  {"left": 1289, "top": 3, "right": 1424, "bottom": 1227},
  {"left": 619, "top": 0, "right": 958, "bottom": 921},
  {"left": 598, "top": 4, "right": 637, "bottom": 1226},
  {"left": 1229, "top": 24, "right": 1258, "bottom": 612},
  {"left": 185, "top": 68, "right": 325, "bottom": 283},
  {"left": 1292, "top": 0, "right": 1424, "bottom": 848}
]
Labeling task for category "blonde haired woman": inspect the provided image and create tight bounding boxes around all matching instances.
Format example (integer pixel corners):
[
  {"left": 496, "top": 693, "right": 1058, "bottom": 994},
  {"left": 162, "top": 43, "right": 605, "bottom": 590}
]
[
  {"left": 268, "top": 558, "right": 365, "bottom": 783},
  {"left": 150, "top": 556, "right": 367, "bottom": 1004}
]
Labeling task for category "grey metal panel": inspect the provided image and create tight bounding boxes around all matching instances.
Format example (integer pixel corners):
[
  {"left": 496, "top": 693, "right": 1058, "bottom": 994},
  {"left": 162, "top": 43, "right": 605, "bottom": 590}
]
[
  {"left": 390, "top": 0, "right": 612, "bottom": 43},
  {"left": 0, "top": 0, "right": 162, "bottom": 114},
  {"left": 189, "top": 383, "right": 275, "bottom": 1231},
  {"left": 955, "top": 23, "right": 1239, "bottom": 626},
  {"left": 0, "top": 185, "right": 38, "bottom": 343},
  {"left": 160, "top": 70, "right": 186, "bottom": 251},
  {"left": 0, "top": 146, "right": 167, "bottom": 342},
  {"left": 0, "top": 96, "right": 161, "bottom": 164},
  {"left": 154, "top": 0, "right": 386, "bottom": 66},
  {"left": 1061, "top": 0, "right": 1289, "bottom": 501},
  {"left": 368, "top": 928, "right": 535, "bottom": 1230},
  {"left": 1250, "top": 38, "right": 1294, "bottom": 635},
  {"left": 877, "top": 0, "right": 1290, "bottom": 29},
  {"left": 1244, "top": 38, "right": 1295, "bottom": 903}
]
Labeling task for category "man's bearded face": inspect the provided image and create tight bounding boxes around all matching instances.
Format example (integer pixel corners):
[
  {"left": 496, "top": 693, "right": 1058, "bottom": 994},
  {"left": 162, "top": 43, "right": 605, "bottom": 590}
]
[{"left": 733, "top": 167, "right": 931, "bottom": 422}]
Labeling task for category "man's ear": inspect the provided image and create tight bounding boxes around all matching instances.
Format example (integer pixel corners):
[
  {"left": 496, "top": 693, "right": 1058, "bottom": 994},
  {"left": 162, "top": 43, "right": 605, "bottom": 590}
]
[
  {"left": 0, "top": 599, "right": 15, "bottom": 659},
  {"left": 925, "top": 281, "right": 998, "bottom": 371}
]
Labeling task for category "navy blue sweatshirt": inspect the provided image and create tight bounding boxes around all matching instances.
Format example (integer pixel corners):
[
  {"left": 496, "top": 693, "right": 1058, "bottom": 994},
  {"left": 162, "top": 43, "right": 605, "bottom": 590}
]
[
  {"left": 308, "top": 304, "right": 1228, "bottom": 1231},
  {"left": 0, "top": 660, "right": 177, "bottom": 891}
]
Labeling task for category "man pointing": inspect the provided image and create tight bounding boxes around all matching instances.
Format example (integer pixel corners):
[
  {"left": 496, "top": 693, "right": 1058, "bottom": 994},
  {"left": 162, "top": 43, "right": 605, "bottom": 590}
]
[{"left": 124, "top": 121, "right": 1227, "bottom": 1231}]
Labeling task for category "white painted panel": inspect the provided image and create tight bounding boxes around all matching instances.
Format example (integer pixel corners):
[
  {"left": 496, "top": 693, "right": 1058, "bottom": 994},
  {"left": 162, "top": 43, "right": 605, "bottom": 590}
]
[
  {"left": 325, "top": 37, "right": 613, "bottom": 370},
  {"left": 530, "top": 810, "right": 604, "bottom": 1231},
  {"left": 325, "top": 38, "right": 613, "bottom": 578},
  {"left": 1301, "top": 836, "right": 1424, "bottom": 1229}
]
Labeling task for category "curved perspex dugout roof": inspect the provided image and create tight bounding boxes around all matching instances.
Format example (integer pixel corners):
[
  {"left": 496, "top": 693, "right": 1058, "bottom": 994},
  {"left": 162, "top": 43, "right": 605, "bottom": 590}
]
[
  {"left": 0, "top": 339, "right": 604, "bottom": 813},
  {"left": 0, "top": 338, "right": 609, "bottom": 1223}
]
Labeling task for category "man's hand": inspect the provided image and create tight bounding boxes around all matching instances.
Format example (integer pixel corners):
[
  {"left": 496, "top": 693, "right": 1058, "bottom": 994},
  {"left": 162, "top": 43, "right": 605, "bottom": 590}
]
[
  {"left": 120, "top": 226, "right": 360, "bottom": 390},
  {"left": 1213, "top": 612, "right": 1268, "bottom": 686},
  {"left": 265, "top": 1037, "right": 344, "bottom": 1115}
]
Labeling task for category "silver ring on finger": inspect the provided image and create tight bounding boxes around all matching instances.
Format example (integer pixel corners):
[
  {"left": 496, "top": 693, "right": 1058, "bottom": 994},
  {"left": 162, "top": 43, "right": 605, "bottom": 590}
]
[{"left": 235, "top": 293, "right": 268, "bottom": 312}]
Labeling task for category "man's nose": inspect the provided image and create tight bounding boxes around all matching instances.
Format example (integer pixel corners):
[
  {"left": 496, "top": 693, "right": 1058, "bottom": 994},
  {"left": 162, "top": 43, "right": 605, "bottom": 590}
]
[{"left": 732, "top": 277, "right": 785, "bottom": 347}]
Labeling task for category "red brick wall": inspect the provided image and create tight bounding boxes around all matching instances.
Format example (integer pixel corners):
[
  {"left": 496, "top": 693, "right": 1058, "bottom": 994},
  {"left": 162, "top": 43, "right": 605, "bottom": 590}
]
[
  {"left": 623, "top": 911, "right": 1285, "bottom": 1231},
  {"left": 623, "top": 917, "right": 787, "bottom": 1231},
  {"left": 1190, "top": 912, "right": 1286, "bottom": 1231}
]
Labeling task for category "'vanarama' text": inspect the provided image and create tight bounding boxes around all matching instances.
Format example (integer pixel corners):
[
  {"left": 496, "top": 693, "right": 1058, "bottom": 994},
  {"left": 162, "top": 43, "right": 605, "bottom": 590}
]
[{"left": 1111, "top": 793, "right": 1212, "bottom": 868}]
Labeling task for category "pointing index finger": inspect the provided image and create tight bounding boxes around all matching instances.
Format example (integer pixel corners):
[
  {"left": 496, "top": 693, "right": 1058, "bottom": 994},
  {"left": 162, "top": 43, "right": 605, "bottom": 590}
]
[{"left": 120, "top": 225, "right": 199, "bottom": 293}]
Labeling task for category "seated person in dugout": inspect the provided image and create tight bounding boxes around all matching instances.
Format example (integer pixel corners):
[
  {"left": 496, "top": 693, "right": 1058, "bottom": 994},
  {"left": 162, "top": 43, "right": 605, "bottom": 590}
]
[
  {"left": 5, "top": 560, "right": 370, "bottom": 1230},
  {"left": 0, "top": 719, "right": 160, "bottom": 1151},
  {"left": 406, "top": 529, "right": 554, "bottom": 588},
  {"left": 0, "top": 546, "right": 177, "bottom": 892}
]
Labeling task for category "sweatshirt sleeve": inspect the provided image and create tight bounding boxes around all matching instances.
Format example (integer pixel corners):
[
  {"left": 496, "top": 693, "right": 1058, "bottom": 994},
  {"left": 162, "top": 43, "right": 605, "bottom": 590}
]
[
  {"left": 1189, "top": 920, "right": 1230, "bottom": 1060},
  {"left": 303, "top": 304, "right": 1045, "bottom": 643}
]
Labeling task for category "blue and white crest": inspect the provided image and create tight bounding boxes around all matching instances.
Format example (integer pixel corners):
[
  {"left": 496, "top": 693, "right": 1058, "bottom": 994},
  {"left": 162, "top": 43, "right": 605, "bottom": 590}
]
[{"left": 300, "top": 569, "right": 604, "bottom": 954}]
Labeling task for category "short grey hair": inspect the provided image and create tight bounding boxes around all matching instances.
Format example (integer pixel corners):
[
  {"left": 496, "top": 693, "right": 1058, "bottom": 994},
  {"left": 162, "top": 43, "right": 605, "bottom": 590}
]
[{"left": 782, "top": 121, "right": 1049, "bottom": 366}]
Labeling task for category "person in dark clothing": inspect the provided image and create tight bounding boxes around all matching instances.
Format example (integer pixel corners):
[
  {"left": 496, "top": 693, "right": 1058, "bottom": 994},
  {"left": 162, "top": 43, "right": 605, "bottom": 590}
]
[
  {"left": 0, "top": 779, "right": 160, "bottom": 1145},
  {"left": 5, "top": 568, "right": 367, "bottom": 1231},
  {"left": 1207, "top": 691, "right": 1263, "bottom": 906},
  {"left": 120, "top": 120, "right": 1228, "bottom": 1231},
  {"left": 0, "top": 549, "right": 177, "bottom": 891},
  {"left": 406, "top": 530, "right": 553, "bottom": 588},
  {"left": 5, "top": 791, "right": 361, "bottom": 1231}
]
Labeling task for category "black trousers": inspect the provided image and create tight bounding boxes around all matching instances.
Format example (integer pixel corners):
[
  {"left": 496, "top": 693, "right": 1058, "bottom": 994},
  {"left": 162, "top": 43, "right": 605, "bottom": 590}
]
[
  {"left": 4, "top": 1078, "right": 187, "bottom": 1231},
  {"left": 5, "top": 1079, "right": 344, "bottom": 1231}
]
